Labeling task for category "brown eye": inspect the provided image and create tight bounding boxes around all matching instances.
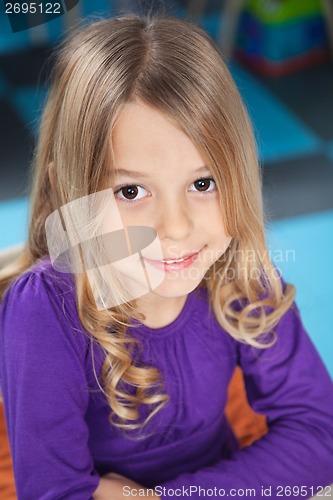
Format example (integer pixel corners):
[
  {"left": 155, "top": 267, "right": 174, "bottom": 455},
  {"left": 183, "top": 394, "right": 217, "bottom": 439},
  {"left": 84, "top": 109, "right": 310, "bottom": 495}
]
[
  {"left": 114, "top": 185, "right": 148, "bottom": 203},
  {"left": 192, "top": 178, "right": 216, "bottom": 192},
  {"left": 121, "top": 186, "right": 138, "bottom": 199}
]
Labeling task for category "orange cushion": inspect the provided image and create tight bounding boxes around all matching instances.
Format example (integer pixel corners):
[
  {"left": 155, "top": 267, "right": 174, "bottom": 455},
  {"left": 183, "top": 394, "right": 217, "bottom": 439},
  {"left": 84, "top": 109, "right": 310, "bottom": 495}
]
[
  {"left": 0, "top": 403, "right": 16, "bottom": 499},
  {"left": 225, "top": 366, "right": 268, "bottom": 447}
]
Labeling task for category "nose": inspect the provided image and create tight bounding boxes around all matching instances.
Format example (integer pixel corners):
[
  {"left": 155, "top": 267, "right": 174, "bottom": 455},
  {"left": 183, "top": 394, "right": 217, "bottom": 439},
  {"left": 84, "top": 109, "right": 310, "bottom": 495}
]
[{"left": 155, "top": 196, "right": 193, "bottom": 242}]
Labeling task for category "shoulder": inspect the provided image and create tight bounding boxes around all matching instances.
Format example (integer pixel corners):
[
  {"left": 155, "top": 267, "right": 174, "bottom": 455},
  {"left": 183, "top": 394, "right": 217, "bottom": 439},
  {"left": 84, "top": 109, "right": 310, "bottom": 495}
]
[
  {"left": 0, "top": 257, "right": 88, "bottom": 360},
  {"left": 1, "top": 257, "right": 76, "bottom": 316},
  {"left": 236, "top": 300, "right": 329, "bottom": 380},
  {"left": 2, "top": 257, "right": 75, "bottom": 307}
]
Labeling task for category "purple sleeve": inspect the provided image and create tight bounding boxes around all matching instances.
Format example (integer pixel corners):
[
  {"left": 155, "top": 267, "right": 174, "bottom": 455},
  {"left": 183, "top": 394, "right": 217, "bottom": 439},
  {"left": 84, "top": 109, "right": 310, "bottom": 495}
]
[
  {"left": 0, "top": 270, "right": 99, "bottom": 499},
  {"left": 159, "top": 304, "right": 333, "bottom": 499}
]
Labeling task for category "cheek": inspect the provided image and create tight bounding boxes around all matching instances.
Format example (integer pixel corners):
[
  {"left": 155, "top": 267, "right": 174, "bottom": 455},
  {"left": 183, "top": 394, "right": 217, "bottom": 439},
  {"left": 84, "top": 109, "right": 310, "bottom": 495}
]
[
  {"left": 213, "top": 235, "right": 232, "bottom": 261},
  {"left": 116, "top": 205, "right": 146, "bottom": 228},
  {"left": 206, "top": 208, "right": 232, "bottom": 254},
  {"left": 206, "top": 202, "right": 229, "bottom": 235}
]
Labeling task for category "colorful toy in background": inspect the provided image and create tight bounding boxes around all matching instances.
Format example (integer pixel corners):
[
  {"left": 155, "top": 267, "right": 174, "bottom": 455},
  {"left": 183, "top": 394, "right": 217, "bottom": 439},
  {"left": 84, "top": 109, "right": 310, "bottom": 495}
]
[{"left": 236, "top": 0, "right": 330, "bottom": 76}]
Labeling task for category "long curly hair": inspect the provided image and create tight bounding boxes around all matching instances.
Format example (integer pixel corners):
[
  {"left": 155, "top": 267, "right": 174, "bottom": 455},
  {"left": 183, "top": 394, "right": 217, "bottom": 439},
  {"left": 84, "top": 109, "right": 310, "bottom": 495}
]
[{"left": 0, "top": 15, "right": 295, "bottom": 430}]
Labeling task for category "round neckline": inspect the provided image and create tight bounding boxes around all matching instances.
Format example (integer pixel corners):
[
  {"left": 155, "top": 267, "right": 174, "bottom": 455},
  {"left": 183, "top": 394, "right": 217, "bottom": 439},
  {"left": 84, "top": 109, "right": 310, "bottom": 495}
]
[{"left": 131, "top": 290, "right": 198, "bottom": 339}]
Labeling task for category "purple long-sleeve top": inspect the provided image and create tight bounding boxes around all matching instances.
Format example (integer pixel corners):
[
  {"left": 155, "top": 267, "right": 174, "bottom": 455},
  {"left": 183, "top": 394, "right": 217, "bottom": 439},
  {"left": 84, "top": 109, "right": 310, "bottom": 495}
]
[{"left": 0, "top": 259, "right": 333, "bottom": 499}]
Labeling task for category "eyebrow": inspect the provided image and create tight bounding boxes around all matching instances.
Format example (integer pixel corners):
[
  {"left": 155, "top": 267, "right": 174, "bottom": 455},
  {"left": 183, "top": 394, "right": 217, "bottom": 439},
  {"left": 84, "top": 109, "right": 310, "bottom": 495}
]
[{"left": 114, "top": 165, "right": 210, "bottom": 178}]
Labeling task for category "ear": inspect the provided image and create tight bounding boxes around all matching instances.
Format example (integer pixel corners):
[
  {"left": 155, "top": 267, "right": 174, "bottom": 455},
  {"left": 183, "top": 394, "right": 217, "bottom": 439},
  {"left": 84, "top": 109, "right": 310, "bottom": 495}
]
[{"left": 48, "top": 162, "right": 55, "bottom": 189}]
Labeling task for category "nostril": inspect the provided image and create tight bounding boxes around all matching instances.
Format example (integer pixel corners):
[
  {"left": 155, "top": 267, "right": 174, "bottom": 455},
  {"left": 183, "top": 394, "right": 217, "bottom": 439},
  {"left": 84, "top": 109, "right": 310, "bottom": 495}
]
[{"left": 157, "top": 209, "right": 193, "bottom": 240}]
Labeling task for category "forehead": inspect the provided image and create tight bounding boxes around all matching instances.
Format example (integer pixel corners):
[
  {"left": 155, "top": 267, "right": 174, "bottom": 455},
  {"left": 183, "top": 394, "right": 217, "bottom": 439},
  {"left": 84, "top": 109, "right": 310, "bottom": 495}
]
[{"left": 111, "top": 100, "right": 204, "bottom": 174}]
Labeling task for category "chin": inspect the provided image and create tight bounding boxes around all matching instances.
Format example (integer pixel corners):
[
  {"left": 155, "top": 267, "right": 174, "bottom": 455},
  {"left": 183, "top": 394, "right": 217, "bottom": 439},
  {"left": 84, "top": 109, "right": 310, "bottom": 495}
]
[{"left": 151, "top": 275, "right": 203, "bottom": 298}]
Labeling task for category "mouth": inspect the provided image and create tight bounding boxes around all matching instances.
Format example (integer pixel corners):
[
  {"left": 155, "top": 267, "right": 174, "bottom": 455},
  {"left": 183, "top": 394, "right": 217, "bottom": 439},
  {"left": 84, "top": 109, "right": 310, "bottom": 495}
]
[{"left": 143, "top": 249, "right": 202, "bottom": 272}]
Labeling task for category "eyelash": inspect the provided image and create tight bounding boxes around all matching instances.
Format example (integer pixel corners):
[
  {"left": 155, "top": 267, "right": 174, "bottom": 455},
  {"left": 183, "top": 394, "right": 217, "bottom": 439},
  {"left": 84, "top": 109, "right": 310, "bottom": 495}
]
[{"left": 114, "top": 177, "right": 217, "bottom": 204}]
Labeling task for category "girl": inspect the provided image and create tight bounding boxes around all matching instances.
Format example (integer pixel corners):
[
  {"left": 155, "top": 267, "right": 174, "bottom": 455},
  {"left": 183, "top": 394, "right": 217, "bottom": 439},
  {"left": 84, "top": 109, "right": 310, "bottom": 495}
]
[{"left": 0, "top": 15, "right": 333, "bottom": 500}]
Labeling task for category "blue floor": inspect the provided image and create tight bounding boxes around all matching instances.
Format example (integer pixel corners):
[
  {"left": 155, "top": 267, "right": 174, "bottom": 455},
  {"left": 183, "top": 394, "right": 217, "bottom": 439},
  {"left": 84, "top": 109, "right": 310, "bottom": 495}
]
[
  {"left": 267, "top": 209, "right": 333, "bottom": 376},
  {"left": 0, "top": 197, "right": 29, "bottom": 248}
]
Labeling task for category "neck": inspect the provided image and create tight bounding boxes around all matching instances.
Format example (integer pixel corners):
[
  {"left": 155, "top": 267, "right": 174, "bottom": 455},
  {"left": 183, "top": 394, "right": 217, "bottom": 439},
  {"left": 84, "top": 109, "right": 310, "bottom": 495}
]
[{"left": 135, "top": 292, "right": 188, "bottom": 329}]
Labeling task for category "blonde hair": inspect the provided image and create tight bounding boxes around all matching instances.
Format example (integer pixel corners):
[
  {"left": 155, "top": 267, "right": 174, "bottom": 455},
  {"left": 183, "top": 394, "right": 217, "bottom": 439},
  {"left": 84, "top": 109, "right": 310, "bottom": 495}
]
[{"left": 0, "top": 15, "right": 295, "bottom": 430}]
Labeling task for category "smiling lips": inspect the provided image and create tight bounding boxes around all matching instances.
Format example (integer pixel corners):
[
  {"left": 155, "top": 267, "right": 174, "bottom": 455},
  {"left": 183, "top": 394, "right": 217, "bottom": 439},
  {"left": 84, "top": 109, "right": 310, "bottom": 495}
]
[{"left": 143, "top": 250, "right": 201, "bottom": 272}]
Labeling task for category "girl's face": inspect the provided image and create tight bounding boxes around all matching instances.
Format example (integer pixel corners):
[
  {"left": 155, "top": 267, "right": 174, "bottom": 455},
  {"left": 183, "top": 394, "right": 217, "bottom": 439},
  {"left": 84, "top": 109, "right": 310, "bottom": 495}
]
[{"left": 111, "top": 100, "right": 231, "bottom": 302}]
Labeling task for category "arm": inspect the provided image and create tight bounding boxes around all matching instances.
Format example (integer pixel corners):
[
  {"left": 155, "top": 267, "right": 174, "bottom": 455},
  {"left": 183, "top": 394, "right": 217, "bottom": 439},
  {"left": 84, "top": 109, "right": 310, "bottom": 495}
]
[
  {"left": 0, "top": 269, "right": 99, "bottom": 499},
  {"left": 158, "top": 304, "right": 333, "bottom": 498}
]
